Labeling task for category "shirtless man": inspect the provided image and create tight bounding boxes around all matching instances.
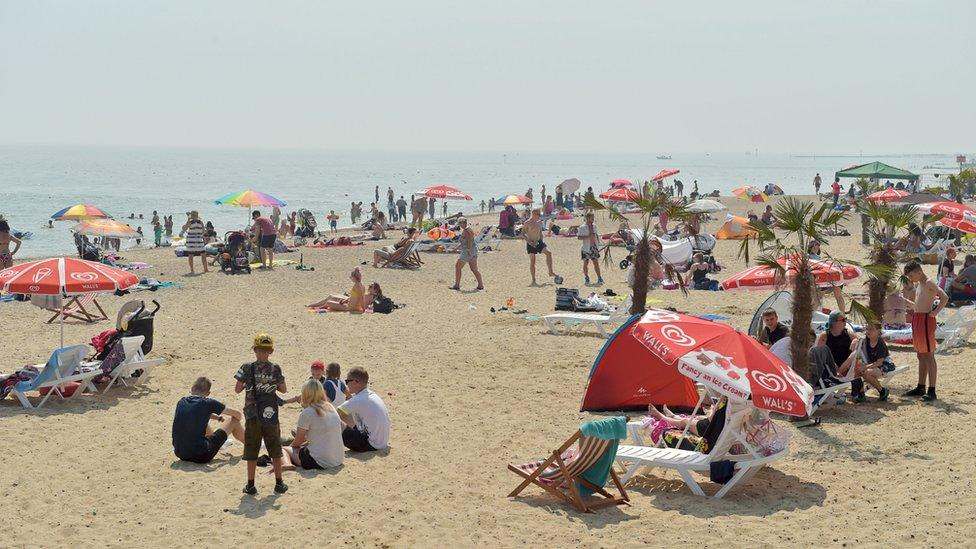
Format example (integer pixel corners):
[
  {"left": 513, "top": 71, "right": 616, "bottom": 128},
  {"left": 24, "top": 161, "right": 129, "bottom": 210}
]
[
  {"left": 523, "top": 209, "right": 559, "bottom": 285},
  {"left": 903, "top": 261, "right": 949, "bottom": 402}
]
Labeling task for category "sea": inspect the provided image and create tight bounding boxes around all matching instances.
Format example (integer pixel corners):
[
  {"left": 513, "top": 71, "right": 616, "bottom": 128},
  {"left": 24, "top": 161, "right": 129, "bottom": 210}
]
[{"left": 0, "top": 145, "right": 962, "bottom": 258}]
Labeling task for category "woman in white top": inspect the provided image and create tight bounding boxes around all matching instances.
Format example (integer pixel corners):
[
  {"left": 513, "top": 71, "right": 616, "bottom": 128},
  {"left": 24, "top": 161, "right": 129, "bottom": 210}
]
[{"left": 280, "top": 379, "right": 344, "bottom": 471}]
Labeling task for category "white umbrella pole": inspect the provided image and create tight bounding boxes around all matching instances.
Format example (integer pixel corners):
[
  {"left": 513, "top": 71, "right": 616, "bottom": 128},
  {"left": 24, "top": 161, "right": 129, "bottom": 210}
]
[{"left": 60, "top": 300, "right": 65, "bottom": 349}]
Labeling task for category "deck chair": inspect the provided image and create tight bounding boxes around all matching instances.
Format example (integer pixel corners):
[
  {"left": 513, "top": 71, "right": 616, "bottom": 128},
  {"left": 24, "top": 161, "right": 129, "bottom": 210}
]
[
  {"left": 380, "top": 241, "right": 423, "bottom": 269},
  {"left": 543, "top": 297, "right": 632, "bottom": 338},
  {"left": 34, "top": 293, "right": 108, "bottom": 324},
  {"left": 508, "top": 417, "right": 629, "bottom": 513},
  {"left": 100, "top": 336, "right": 166, "bottom": 393},
  {"left": 10, "top": 345, "right": 101, "bottom": 409},
  {"left": 614, "top": 400, "right": 788, "bottom": 498}
]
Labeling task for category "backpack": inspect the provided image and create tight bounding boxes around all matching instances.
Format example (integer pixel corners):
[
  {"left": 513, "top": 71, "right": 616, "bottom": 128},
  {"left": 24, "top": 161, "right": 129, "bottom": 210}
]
[
  {"left": 555, "top": 287, "right": 601, "bottom": 312},
  {"left": 373, "top": 296, "right": 396, "bottom": 314}
]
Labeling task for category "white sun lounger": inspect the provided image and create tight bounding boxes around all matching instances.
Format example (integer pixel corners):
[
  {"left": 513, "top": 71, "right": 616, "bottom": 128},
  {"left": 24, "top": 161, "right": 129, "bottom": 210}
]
[
  {"left": 614, "top": 401, "right": 788, "bottom": 498},
  {"left": 543, "top": 298, "right": 632, "bottom": 338},
  {"left": 11, "top": 345, "right": 102, "bottom": 409},
  {"left": 937, "top": 305, "right": 976, "bottom": 351},
  {"left": 99, "top": 336, "right": 166, "bottom": 393}
]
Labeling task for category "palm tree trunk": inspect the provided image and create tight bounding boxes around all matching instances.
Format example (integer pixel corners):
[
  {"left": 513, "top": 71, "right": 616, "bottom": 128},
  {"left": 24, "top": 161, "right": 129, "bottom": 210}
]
[
  {"left": 630, "top": 237, "right": 650, "bottom": 316},
  {"left": 789, "top": 263, "right": 814, "bottom": 381},
  {"left": 868, "top": 245, "right": 895, "bottom": 322}
]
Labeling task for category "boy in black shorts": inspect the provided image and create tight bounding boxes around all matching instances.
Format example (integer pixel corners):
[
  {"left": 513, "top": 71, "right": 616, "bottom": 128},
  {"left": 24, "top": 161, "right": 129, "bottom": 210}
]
[
  {"left": 172, "top": 377, "right": 244, "bottom": 463},
  {"left": 234, "top": 333, "right": 288, "bottom": 495}
]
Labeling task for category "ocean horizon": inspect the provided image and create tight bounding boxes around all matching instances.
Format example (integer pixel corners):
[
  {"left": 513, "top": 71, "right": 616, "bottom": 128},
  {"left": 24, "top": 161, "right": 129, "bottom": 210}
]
[{"left": 0, "top": 145, "right": 961, "bottom": 258}]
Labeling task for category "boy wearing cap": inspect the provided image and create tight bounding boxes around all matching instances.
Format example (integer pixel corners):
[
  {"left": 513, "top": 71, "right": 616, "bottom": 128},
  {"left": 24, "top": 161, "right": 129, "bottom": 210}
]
[{"left": 234, "top": 333, "right": 288, "bottom": 495}]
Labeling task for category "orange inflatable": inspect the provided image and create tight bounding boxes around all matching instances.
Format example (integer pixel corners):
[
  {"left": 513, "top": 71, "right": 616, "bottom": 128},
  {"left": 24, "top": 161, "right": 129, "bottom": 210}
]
[{"left": 427, "top": 227, "right": 456, "bottom": 240}]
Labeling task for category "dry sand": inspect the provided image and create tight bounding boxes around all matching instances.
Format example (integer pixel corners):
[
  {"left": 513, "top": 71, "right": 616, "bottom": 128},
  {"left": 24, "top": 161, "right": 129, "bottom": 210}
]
[{"left": 1, "top": 195, "right": 974, "bottom": 547}]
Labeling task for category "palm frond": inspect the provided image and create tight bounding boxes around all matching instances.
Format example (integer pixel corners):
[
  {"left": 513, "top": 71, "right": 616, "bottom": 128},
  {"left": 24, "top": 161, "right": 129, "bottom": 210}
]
[{"left": 848, "top": 299, "right": 877, "bottom": 324}]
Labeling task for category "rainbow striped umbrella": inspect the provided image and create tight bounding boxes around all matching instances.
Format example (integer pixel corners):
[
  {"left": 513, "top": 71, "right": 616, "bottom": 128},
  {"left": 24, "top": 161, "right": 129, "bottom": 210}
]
[
  {"left": 51, "top": 204, "right": 112, "bottom": 221},
  {"left": 72, "top": 219, "right": 140, "bottom": 239},
  {"left": 214, "top": 189, "right": 286, "bottom": 208}
]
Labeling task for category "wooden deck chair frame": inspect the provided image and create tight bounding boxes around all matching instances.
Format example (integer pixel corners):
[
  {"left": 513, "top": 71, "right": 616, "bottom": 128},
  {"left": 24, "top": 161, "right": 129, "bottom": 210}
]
[
  {"left": 45, "top": 294, "right": 108, "bottom": 324},
  {"left": 380, "top": 241, "right": 423, "bottom": 269},
  {"left": 508, "top": 431, "right": 629, "bottom": 513}
]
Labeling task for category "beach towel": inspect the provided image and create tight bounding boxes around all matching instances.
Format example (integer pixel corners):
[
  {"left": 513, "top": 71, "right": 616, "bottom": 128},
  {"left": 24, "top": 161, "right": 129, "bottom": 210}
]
[
  {"left": 577, "top": 416, "right": 626, "bottom": 495},
  {"left": 248, "top": 259, "right": 297, "bottom": 269}
]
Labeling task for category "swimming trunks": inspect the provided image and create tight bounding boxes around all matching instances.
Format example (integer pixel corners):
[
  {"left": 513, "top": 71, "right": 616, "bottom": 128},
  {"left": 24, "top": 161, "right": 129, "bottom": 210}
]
[
  {"left": 526, "top": 240, "right": 547, "bottom": 254},
  {"left": 911, "top": 312, "right": 937, "bottom": 354}
]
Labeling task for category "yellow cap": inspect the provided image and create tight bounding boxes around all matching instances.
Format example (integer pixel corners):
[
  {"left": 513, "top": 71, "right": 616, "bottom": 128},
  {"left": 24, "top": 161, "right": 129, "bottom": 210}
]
[{"left": 253, "top": 333, "right": 274, "bottom": 349}]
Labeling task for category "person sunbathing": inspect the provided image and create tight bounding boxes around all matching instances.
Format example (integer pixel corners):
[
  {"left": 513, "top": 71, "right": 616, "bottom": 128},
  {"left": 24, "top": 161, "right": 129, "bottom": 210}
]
[
  {"left": 307, "top": 267, "right": 367, "bottom": 313},
  {"left": 372, "top": 228, "right": 417, "bottom": 267},
  {"left": 640, "top": 398, "right": 726, "bottom": 453}
]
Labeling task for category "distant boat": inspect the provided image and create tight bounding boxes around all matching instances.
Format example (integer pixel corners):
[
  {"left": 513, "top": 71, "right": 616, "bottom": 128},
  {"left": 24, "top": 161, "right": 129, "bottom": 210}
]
[{"left": 656, "top": 154, "right": 672, "bottom": 160}]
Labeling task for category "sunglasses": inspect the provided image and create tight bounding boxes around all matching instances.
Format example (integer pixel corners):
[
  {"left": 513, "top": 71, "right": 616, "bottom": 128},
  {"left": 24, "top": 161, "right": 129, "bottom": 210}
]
[{"left": 345, "top": 379, "right": 357, "bottom": 384}]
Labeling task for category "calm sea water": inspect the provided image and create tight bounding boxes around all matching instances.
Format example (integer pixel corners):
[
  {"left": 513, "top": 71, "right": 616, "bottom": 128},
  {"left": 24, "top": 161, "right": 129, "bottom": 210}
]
[{"left": 0, "top": 146, "right": 958, "bottom": 258}]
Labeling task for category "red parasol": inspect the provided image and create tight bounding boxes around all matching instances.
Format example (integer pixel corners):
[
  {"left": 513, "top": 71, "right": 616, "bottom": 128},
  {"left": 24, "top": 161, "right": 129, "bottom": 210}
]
[
  {"left": 416, "top": 185, "right": 473, "bottom": 200},
  {"left": 916, "top": 201, "right": 976, "bottom": 222},
  {"left": 611, "top": 179, "right": 633, "bottom": 188},
  {"left": 865, "top": 189, "right": 909, "bottom": 203},
  {"left": 720, "top": 256, "right": 861, "bottom": 291},
  {"left": 630, "top": 309, "right": 813, "bottom": 416},
  {"left": 0, "top": 257, "right": 139, "bottom": 347},
  {"left": 651, "top": 169, "right": 680, "bottom": 182},
  {"left": 599, "top": 188, "right": 642, "bottom": 203}
]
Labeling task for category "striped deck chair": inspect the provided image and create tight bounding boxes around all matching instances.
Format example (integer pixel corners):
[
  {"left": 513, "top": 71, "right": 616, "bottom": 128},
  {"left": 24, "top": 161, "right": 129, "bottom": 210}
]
[
  {"left": 508, "top": 421, "right": 629, "bottom": 513},
  {"left": 34, "top": 293, "right": 108, "bottom": 324}
]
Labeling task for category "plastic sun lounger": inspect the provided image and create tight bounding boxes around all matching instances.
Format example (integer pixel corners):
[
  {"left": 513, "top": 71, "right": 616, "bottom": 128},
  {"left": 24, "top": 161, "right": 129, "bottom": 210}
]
[
  {"left": 100, "top": 336, "right": 166, "bottom": 394},
  {"left": 543, "top": 298, "right": 632, "bottom": 338},
  {"left": 11, "top": 345, "right": 101, "bottom": 409},
  {"left": 614, "top": 401, "right": 788, "bottom": 499}
]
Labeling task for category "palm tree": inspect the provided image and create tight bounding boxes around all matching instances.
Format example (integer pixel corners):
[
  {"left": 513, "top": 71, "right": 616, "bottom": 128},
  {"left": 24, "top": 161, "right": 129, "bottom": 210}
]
[
  {"left": 740, "top": 197, "right": 848, "bottom": 379},
  {"left": 856, "top": 201, "right": 916, "bottom": 320},
  {"left": 586, "top": 191, "right": 688, "bottom": 315}
]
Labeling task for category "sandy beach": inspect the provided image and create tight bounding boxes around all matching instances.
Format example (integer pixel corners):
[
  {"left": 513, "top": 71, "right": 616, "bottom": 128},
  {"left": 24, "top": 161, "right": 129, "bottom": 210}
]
[{"left": 1, "top": 194, "right": 974, "bottom": 547}]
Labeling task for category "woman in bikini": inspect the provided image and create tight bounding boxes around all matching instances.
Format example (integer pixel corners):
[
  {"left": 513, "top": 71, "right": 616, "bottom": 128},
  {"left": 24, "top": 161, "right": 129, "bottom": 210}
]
[
  {"left": 308, "top": 267, "right": 367, "bottom": 313},
  {"left": 0, "top": 219, "right": 23, "bottom": 269}
]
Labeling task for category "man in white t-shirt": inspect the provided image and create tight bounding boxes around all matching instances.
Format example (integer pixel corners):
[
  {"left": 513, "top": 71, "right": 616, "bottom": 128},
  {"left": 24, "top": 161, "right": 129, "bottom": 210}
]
[
  {"left": 577, "top": 212, "right": 603, "bottom": 285},
  {"left": 337, "top": 367, "right": 390, "bottom": 452}
]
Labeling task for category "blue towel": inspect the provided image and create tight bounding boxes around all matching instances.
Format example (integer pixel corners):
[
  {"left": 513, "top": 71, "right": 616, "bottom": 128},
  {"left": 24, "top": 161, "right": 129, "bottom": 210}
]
[{"left": 578, "top": 416, "right": 626, "bottom": 495}]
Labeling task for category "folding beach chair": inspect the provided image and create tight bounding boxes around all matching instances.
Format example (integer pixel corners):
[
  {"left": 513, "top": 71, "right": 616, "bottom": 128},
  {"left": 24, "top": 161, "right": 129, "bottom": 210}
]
[
  {"left": 508, "top": 417, "right": 629, "bottom": 513},
  {"left": 34, "top": 293, "right": 108, "bottom": 324},
  {"left": 380, "top": 241, "right": 423, "bottom": 269}
]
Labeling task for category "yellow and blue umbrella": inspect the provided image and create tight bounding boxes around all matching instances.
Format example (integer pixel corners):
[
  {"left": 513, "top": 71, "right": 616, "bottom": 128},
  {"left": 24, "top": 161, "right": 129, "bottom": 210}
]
[
  {"left": 731, "top": 185, "right": 768, "bottom": 203},
  {"left": 51, "top": 204, "right": 112, "bottom": 221}
]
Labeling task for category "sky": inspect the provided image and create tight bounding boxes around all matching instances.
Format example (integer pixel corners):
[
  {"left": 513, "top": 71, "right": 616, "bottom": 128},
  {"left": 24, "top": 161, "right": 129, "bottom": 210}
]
[{"left": 0, "top": 0, "right": 973, "bottom": 154}]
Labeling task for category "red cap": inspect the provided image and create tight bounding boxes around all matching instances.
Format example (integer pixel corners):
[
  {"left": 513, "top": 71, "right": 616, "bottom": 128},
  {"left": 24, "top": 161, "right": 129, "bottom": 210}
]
[{"left": 310, "top": 360, "right": 325, "bottom": 370}]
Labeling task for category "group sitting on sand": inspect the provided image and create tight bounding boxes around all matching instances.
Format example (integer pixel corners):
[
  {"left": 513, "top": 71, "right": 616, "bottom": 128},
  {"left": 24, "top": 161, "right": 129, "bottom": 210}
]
[{"left": 171, "top": 333, "right": 391, "bottom": 495}]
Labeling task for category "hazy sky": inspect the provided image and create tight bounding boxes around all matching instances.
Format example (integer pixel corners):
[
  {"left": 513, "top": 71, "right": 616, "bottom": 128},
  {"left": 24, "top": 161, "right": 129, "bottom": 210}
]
[{"left": 1, "top": 1, "right": 973, "bottom": 153}]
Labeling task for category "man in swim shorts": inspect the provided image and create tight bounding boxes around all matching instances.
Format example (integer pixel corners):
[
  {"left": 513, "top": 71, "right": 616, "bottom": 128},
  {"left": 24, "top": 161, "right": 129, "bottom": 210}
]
[
  {"left": 523, "top": 209, "right": 559, "bottom": 285},
  {"left": 904, "top": 261, "right": 949, "bottom": 402},
  {"left": 251, "top": 210, "right": 278, "bottom": 269}
]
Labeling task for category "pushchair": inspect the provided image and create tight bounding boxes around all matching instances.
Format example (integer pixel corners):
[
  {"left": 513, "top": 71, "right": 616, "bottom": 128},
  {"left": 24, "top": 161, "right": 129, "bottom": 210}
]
[
  {"left": 117, "top": 300, "right": 160, "bottom": 355},
  {"left": 295, "top": 208, "right": 318, "bottom": 238},
  {"left": 220, "top": 230, "right": 252, "bottom": 274}
]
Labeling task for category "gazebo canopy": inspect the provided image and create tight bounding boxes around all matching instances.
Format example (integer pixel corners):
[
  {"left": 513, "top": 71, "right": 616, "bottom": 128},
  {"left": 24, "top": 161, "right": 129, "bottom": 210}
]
[{"left": 835, "top": 161, "right": 918, "bottom": 182}]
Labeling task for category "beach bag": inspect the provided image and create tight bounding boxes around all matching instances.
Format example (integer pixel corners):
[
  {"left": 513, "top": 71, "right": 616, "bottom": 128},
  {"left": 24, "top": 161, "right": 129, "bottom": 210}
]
[
  {"left": 709, "top": 461, "right": 735, "bottom": 484},
  {"left": 373, "top": 296, "right": 395, "bottom": 314}
]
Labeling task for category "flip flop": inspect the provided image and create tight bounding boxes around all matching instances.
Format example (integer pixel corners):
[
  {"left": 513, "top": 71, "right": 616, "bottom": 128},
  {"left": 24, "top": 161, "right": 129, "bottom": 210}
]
[{"left": 793, "top": 417, "right": 822, "bottom": 428}]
